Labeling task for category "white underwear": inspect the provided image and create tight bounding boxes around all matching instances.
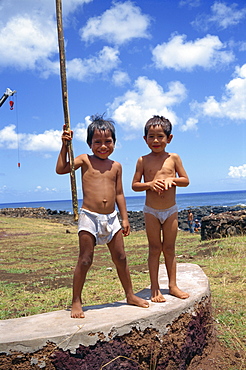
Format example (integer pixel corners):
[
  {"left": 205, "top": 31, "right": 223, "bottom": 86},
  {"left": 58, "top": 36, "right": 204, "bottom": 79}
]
[
  {"left": 78, "top": 208, "right": 121, "bottom": 245},
  {"left": 143, "top": 204, "right": 178, "bottom": 224}
]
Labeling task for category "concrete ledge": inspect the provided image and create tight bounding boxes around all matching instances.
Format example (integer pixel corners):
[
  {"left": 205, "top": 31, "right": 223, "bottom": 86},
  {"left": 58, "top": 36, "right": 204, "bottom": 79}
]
[{"left": 0, "top": 263, "right": 210, "bottom": 357}]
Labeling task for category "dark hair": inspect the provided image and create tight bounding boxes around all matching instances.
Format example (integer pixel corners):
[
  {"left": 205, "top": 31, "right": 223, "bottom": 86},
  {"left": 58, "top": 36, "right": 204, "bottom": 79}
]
[
  {"left": 87, "top": 114, "right": 116, "bottom": 146},
  {"left": 144, "top": 115, "right": 172, "bottom": 137}
]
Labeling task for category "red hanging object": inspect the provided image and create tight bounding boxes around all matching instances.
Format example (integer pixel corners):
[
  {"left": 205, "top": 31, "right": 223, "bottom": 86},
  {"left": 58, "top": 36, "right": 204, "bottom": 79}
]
[
  {"left": 9, "top": 100, "right": 14, "bottom": 110},
  {"left": 18, "top": 163, "right": 21, "bottom": 168}
]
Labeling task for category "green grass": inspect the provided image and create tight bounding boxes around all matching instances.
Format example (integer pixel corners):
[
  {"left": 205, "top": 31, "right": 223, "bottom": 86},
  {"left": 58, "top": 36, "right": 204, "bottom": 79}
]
[{"left": 0, "top": 215, "right": 245, "bottom": 357}]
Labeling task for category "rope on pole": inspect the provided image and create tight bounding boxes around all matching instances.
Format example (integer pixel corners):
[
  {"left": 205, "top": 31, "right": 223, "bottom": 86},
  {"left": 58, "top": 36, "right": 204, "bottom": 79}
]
[{"left": 55, "top": 0, "right": 78, "bottom": 221}]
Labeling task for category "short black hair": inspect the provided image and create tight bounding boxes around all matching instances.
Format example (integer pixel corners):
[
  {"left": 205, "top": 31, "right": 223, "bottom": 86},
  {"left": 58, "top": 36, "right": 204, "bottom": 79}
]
[
  {"left": 144, "top": 115, "right": 172, "bottom": 137},
  {"left": 87, "top": 114, "right": 116, "bottom": 146}
]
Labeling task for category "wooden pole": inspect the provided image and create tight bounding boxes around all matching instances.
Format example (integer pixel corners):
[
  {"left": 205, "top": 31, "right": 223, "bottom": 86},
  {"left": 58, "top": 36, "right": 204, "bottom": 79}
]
[{"left": 55, "top": 0, "right": 78, "bottom": 221}]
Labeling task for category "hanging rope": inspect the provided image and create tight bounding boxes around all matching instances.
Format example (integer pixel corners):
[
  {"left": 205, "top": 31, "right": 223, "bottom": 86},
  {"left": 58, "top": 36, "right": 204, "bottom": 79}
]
[
  {"left": 9, "top": 93, "right": 20, "bottom": 168},
  {"left": 14, "top": 93, "right": 21, "bottom": 168}
]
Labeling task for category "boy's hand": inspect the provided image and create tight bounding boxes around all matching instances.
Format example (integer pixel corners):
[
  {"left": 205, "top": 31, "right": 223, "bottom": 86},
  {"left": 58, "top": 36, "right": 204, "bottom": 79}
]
[
  {"left": 150, "top": 179, "right": 166, "bottom": 194},
  {"left": 122, "top": 220, "right": 130, "bottom": 237},
  {"left": 61, "top": 124, "right": 73, "bottom": 143},
  {"left": 150, "top": 178, "right": 176, "bottom": 194},
  {"left": 163, "top": 178, "right": 176, "bottom": 190}
]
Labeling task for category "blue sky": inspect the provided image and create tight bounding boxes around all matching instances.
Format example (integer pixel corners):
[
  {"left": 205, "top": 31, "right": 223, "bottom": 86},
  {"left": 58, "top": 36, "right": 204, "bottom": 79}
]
[{"left": 0, "top": 0, "right": 245, "bottom": 204}]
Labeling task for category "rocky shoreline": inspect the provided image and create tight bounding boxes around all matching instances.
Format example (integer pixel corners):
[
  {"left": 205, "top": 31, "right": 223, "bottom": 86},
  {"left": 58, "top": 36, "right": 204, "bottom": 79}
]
[{"left": 0, "top": 205, "right": 245, "bottom": 232}]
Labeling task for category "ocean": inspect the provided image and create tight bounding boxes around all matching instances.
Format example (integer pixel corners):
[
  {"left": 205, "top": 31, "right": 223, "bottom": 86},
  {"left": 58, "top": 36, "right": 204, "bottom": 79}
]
[{"left": 0, "top": 190, "right": 245, "bottom": 213}]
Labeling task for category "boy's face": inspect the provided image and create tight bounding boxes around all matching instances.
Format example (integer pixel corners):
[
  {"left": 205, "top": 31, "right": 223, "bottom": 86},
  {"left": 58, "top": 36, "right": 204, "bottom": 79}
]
[
  {"left": 90, "top": 129, "right": 115, "bottom": 159},
  {"left": 144, "top": 125, "right": 172, "bottom": 153}
]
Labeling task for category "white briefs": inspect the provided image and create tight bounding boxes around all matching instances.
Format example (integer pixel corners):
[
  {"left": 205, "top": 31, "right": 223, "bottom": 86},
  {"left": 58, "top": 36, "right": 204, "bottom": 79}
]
[
  {"left": 78, "top": 208, "right": 121, "bottom": 245},
  {"left": 143, "top": 204, "right": 178, "bottom": 224}
]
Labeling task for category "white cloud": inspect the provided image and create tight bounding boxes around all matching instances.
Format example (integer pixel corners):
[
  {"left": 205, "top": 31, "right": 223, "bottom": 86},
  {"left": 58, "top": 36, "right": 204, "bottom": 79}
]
[
  {"left": 66, "top": 46, "right": 120, "bottom": 80},
  {"left": 0, "top": 124, "right": 19, "bottom": 149},
  {"left": 152, "top": 34, "right": 234, "bottom": 71},
  {"left": 228, "top": 164, "right": 246, "bottom": 178},
  {"left": 239, "top": 42, "right": 246, "bottom": 52},
  {"left": 0, "top": 125, "right": 61, "bottom": 151},
  {"left": 0, "top": 185, "right": 7, "bottom": 193},
  {"left": 0, "top": 0, "right": 91, "bottom": 71},
  {"left": 80, "top": 1, "right": 151, "bottom": 45},
  {"left": 180, "top": 117, "right": 198, "bottom": 131},
  {"left": 192, "top": 64, "right": 246, "bottom": 120},
  {"left": 0, "top": 16, "right": 57, "bottom": 70},
  {"left": 34, "top": 185, "right": 57, "bottom": 193},
  {"left": 0, "top": 0, "right": 91, "bottom": 21},
  {"left": 179, "top": 0, "right": 201, "bottom": 7},
  {"left": 193, "top": 1, "right": 246, "bottom": 30},
  {"left": 112, "top": 71, "right": 131, "bottom": 86},
  {"left": 24, "top": 130, "right": 61, "bottom": 151},
  {"left": 73, "top": 116, "right": 91, "bottom": 142},
  {"left": 43, "top": 47, "right": 120, "bottom": 80},
  {"left": 109, "top": 76, "right": 187, "bottom": 134}
]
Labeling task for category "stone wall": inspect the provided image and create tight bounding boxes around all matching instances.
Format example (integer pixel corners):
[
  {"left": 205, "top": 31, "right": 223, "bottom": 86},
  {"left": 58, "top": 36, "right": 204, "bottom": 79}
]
[
  {"left": 1, "top": 206, "right": 245, "bottom": 236},
  {"left": 201, "top": 209, "right": 246, "bottom": 241}
]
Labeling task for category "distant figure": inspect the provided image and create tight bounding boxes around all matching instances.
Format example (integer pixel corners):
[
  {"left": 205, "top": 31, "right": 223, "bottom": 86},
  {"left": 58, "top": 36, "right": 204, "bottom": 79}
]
[
  {"left": 187, "top": 210, "right": 194, "bottom": 233},
  {"left": 194, "top": 219, "right": 201, "bottom": 232},
  {"left": 132, "top": 115, "right": 190, "bottom": 303},
  {"left": 56, "top": 115, "right": 149, "bottom": 318}
]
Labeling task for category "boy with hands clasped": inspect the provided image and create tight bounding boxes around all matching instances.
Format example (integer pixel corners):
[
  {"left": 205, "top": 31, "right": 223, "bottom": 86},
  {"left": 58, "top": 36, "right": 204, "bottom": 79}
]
[
  {"left": 132, "top": 115, "right": 190, "bottom": 303},
  {"left": 56, "top": 115, "right": 149, "bottom": 318}
]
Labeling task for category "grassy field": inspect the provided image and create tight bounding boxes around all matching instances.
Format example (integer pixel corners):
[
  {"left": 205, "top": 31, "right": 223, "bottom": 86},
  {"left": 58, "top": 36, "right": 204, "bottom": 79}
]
[{"left": 0, "top": 215, "right": 245, "bottom": 357}]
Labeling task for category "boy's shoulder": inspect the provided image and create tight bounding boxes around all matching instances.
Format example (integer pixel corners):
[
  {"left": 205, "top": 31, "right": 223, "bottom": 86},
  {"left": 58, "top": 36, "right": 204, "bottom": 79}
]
[
  {"left": 141, "top": 152, "right": 181, "bottom": 163},
  {"left": 89, "top": 154, "right": 121, "bottom": 168},
  {"left": 141, "top": 151, "right": 179, "bottom": 159}
]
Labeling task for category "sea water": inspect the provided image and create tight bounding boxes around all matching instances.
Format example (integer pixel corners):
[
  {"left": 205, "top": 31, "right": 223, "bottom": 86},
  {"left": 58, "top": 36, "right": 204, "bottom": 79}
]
[{"left": 0, "top": 190, "right": 245, "bottom": 213}]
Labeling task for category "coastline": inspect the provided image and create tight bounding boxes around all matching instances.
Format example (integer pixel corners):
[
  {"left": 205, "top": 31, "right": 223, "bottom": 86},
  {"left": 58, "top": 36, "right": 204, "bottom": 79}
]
[{"left": 0, "top": 204, "right": 245, "bottom": 232}]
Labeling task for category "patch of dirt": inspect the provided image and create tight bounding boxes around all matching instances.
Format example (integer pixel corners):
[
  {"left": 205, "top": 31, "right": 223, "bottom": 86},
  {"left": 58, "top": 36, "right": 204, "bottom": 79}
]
[
  {"left": 187, "top": 340, "right": 244, "bottom": 370},
  {"left": 1, "top": 298, "right": 244, "bottom": 369},
  {"left": 0, "top": 332, "right": 243, "bottom": 369},
  {"left": 0, "top": 270, "right": 72, "bottom": 290},
  {"left": 0, "top": 218, "right": 244, "bottom": 369}
]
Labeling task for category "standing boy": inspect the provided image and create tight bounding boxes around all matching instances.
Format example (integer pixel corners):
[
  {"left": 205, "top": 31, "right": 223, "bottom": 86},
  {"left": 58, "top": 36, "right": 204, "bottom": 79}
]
[
  {"left": 132, "top": 115, "right": 190, "bottom": 303},
  {"left": 56, "top": 115, "right": 149, "bottom": 318}
]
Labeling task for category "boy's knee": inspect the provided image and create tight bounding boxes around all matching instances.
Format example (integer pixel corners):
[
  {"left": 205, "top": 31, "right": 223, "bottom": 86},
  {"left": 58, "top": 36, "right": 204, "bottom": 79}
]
[
  {"left": 149, "top": 243, "right": 162, "bottom": 255},
  {"left": 113, "top": 252, "right": 126, "bottom": 265},
  {"left": 163, "top": 244, "right": 175, "bottom": 254},
  {"left": 78, "top": 255, "right": 93, "bottom": 268}
]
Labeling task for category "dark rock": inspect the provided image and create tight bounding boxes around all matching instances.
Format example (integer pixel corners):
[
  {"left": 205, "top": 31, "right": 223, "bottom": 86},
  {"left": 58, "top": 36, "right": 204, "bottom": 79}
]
[
  {"left": 200, "top": 209, "right": 246, "bottom": 240},
  {"left": 0, "top": 205, "right": 245, "bottom": 236}
]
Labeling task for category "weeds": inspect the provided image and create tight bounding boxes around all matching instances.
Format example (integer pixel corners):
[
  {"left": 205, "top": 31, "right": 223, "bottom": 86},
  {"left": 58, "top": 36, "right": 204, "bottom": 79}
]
[{"left": 0, "top": 216, "right": 245, "bottom": 355}]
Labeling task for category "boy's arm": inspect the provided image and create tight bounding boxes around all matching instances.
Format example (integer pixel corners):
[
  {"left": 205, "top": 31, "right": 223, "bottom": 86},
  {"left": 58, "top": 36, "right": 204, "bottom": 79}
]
[
  {"left": 115, "top": 163, "right": 130, "bottom": 237},
  {"left": 56, "top": 141, "right": 71, "bottom": 174},
  {"left": 56, "top": 128, "right": 83, "bottom": 174},
  {"left": 132, "top": 157, "right": 163, "bottom": 193},
  {"left": 132, "top": 157, "right": 147, "bottom": 191},
  {"left": 163, "top": 154, "right": 189, "bottom": 189}
]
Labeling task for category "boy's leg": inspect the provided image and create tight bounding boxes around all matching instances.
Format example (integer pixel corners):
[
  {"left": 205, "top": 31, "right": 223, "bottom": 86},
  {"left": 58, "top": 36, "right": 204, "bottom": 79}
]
[
  {"left": 144, "top": 213, "right": 166, "bottom": 302},
  {"left": 162, "top": 213, "right": 189, "bottom": 299},
  {"left": 107, "top": 230, "right": 149, "bottom": 308},
  {"left": 71, "top": 231, "right": 95, "bottom": 318}
]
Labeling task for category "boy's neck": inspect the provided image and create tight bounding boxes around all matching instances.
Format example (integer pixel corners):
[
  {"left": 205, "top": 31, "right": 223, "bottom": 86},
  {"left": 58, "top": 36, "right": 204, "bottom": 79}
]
[
  {"left": 91, "top": 154, "right": 111, "bottom": 161},
  {"left": 150, "top": 150, "right": 168, "bottom": 156}
]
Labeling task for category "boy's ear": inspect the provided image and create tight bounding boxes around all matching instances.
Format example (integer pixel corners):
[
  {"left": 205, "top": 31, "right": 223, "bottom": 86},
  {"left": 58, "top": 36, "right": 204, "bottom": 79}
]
[
  {"left": 167, "top": 134, "right": 173, "bottom": 143},
  {"left": 143, "top": 136, "right": 147, "bottom": 143}
]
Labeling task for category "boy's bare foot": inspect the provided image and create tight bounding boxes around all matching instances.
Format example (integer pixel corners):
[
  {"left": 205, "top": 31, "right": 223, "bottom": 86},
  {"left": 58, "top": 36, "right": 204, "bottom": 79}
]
[
  {"left": 169, "top": 286, "right": 189, "bottom": 299},
  {"left": 71, "top": 300, "right": 85, "bottom": 318},
  {"left": 126, "top": 294, "right": 149, "bottom": 308},
  {"left": 151, "top": 289, "right": 166, "bottom": 303}
]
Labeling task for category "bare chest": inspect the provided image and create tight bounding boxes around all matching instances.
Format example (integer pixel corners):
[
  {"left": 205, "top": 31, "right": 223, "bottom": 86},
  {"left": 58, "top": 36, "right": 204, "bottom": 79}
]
[
  {"left": 144, "top": 156, "right": 175, "bottom": 181},
  {"left": 82, "top": 161, "right": 117, "bottom": 186}
]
